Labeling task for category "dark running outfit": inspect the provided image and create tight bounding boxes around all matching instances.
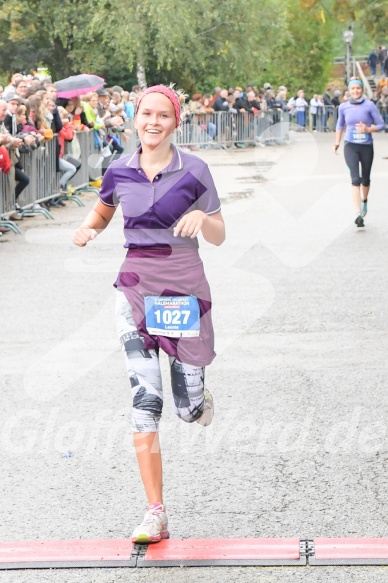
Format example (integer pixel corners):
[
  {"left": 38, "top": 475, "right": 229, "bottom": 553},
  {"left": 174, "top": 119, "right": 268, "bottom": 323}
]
[
  {"left": 99, "top": 145, "right": 221, "bottom": 432},
  {"left": 336, "top": 99, "right": 384, "bottom": 187}
]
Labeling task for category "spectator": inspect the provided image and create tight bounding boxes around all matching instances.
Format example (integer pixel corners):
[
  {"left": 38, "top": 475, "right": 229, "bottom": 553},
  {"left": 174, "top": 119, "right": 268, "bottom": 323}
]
[
  {"left": 383, "top": 54, "right": 388, "bottom": 79},
  {"left": 82, "top": 92, "right": 103, "bottom": 131},
  {"left": 40, "top": 97, "right": 55, "bottom": 140},
  {"left": 201, "top": 93, "right": 217, "bottom": 127},
  {"left": 295, "top": 90, "right": 308, "bottom": 129},
  {"left": 233, "top": 90, "right": 256, "bottom": 113},
  {"left": 323, "top": 88, "right": 334, "bottom": 131},
  {"left": 57, "top": 106, "right": 79, "bottom": 192},
  {"left": 3, "top": 73, "right": 24, "bottom": 98},
  {"left": 109, "top": 91, "right": 125, "bottom": 117},
  {"left": 189, "top": 92, "right": 204, "bottom": 115},
  {"left": 275, "top": 89, "right": 288, "bottom": 112},
  {"left": 376, "top": 76, "right": 388, "bottom": 95},
  {"left": 45, "top": 84, "right": 58, "bottom": 102},
  {"left": 213, "top": 89, "right": 230, "bottom": 112},
  {"left": 265, "top": 89, "right": 282, "bottom": 123},
  {"left": 0, "top": 99, "right": 12, "bottom": 144},
  {"left": 212, "top": 87, "right": 221, "bottom": 106},
  {"left": 14, "top": 79, "right": 29, "bottom": 100},
  {"left": 368, "top": 49, "right": 378, "bottom": 77},
  {"left": 97, "top": 89, "right": 124, "bottom": 126},
  {"left": 2, "top": 95, "right": 35, "bottom": 213},
  {"left": 96, "top": 89, "right": 125, "bottom": 155},
  {"left": 257, "top": 90, "right": 268, "bottom": 113},
  {"left": 17, "top": 104, "right": 45, "bottom": 144},
  {"left": 287, "top": 93, "right": 297, "bottom": 118},
  {"left": 310, "top": 94, "right": 324, "bottom": 131},
  {"left": 331, "top": 90, "right": 342, "bottom": 107},
  {"left": 377, "top": 87, "right": 388, "bottom": 131},
  {"left": 29, "top": 78, "right": 41, "bottom": 94},
  {"left": 40, "top": 77, "right": 53, "bottom": 90},
  {"left": 121, "top": 91, "right": 135, "bottom": 119},
  {"left": 316, "top": 94, "right": 325, "bottom": 131},
  {"left": 192, "top": 93, "right": 217, "bottom": 142},
  {"left": 57, "top": 97, "right": 92, "bottom": 130},
  {"left": 378, "top": 46, "right": 387, "bottom": 76},
  {"left": 131, "top": 85, "right": 142, "bottom": 96},
  {"left": 27, "top": 95, "right": 45, "bottom": 131},
  {"left": 371, "top": 89, "right": 379, "bottom": 104},
  {"left": 234, "top": 91, "right": 258, "bottom": 142}
]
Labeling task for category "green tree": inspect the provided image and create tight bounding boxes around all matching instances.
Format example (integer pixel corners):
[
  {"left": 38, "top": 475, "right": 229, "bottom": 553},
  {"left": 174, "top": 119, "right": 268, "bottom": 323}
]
[
  {"left": 0, "top": 0, "right": 338, "bottom": 95},
  {"left": 91, "top": 0, "right": 290, "bottom": 91},
  {"left": 262, "top": 0, "right": 335, "bottom": 95},
  {"left": 301, "top": 0, "right": 388, "bottom": 44}
]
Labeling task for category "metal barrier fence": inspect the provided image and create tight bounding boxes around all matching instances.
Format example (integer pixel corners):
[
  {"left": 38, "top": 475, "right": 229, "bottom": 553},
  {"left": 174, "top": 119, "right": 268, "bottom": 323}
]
[
  {"left": 0, "top": 164, "right": 14, "bottom": 217},
  {"left": 0, "top": 127, "right": 138, "bottom": 220},
  {"left": 176, "top": 111, "right": 291, "bottom": 147},
  {"left": 18, "top": 137, "right": 60, "bottom": 209},
  {"left": 175, "top": 108, "right": 343, "bottom": 148}
]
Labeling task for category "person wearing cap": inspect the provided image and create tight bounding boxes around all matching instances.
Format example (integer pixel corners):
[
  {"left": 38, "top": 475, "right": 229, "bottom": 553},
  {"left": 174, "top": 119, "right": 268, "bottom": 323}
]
[
  {"left": 96, "top": 88, "right": 125, "bottom": 156},
  {"left": 334, "top": 77, "right": 384, "bottom": 228},
  {"left": 73, "top": 83, "right": 225, "bottom": 544}
]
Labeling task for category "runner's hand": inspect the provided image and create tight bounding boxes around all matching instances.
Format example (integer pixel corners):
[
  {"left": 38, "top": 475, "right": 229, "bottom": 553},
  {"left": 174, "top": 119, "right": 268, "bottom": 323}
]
[
  {"left": 72, "top": 225, "right": 98, "bottom": 246},
  {"left": 355, "top": 122, "right": 368, "bottom": 133},
  {"left": 174, "top": 210, "right": 207, "bottom": 239},
  {"left": 333, "top": 144, "right": 340, "bottom": 154}
]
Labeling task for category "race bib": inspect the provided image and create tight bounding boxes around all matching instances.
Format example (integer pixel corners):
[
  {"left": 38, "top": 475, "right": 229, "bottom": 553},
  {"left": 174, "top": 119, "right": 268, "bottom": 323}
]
[
  {"left": 144, "top": 296, "right": 200, "bottom": 338},
  {"left": 352, "top": 130, "right": 367, "bottom": 143}
]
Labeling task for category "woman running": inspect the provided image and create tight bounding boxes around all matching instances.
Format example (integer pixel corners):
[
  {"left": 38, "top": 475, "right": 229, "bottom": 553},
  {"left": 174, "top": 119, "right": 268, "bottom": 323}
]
[
  {"left": 72, "top": 84, "right": 225, "bottom": 543},
  {"left": 334, "top": 77, "right": 384, "bottom": 227}
]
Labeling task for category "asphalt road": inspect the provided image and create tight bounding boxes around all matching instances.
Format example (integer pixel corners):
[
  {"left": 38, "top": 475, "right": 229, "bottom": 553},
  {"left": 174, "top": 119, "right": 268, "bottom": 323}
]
[{"left": 1, "top": 131, "right": 388, "bottom": 582}]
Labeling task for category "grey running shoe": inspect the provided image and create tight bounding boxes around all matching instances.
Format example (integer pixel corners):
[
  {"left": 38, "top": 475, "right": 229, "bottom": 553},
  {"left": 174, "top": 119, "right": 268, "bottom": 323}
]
[{"left": 196, "top": 389, "right": 214, "bottom": 427}]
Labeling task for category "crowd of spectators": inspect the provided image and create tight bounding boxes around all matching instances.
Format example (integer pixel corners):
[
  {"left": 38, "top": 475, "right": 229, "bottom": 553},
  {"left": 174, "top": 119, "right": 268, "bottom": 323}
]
[
  {"left": 1, "top": 68, "right": 387, "bottom": 234},
  {"left": 0, "top": 73, "right": 138, "bottom": 230},
  {"left": 186, "top": 82, "right": 355, "bottom": 140},
  {"left": 367, "top": 46, "right": 388, "bottom": 77}
]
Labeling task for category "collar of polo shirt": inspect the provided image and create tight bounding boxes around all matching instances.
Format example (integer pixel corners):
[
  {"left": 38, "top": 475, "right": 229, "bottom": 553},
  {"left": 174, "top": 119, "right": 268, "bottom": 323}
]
[{"left": 126, "top": 144, "right": 183, "bottom": 173}]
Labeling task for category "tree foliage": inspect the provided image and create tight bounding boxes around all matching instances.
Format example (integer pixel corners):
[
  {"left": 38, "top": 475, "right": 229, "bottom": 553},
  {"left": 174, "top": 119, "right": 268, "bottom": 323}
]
[
  {"left": 263, "top": 0, "right": 335, "bottom": 94},
  {"left": 0, "top": 0, "right": 359, "bottom": 94},
  {"left": 301, "top": 0, "right": 388, "bottom": 43}
]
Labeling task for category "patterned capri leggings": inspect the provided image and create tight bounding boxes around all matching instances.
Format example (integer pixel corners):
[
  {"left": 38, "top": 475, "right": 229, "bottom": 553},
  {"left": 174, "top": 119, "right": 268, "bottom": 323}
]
[{"left": 115, "top": 289, "right": 206, "bottom": 432}]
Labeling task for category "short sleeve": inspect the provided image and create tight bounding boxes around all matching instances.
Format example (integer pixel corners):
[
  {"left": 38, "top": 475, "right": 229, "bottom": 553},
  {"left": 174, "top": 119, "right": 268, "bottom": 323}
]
[
  {"left": 99, "top": 165, "right": 119, "bottom": 207},
  {"left": 195, "top": 163, "right": 221, "bottom": 215}
]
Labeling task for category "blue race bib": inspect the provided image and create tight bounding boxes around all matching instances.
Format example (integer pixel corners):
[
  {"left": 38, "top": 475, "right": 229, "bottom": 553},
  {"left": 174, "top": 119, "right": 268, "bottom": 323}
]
[
  {"left": 144, "top": 296, "right": 200, "bottom": 338},
  {"left": 352, "top": 130, "right": 367, "bottom": 143}
]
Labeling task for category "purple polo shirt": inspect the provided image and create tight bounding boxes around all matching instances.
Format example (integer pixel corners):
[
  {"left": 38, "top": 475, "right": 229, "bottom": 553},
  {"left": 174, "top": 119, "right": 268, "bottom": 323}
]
[{"left": 99, "top": 145, "right": 221, "bottom": 248}]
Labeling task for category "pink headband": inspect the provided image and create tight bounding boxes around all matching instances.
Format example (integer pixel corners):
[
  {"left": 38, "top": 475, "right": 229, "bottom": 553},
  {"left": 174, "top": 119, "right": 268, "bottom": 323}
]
[{"left": 135, "top": 85, "right": 181, "bottom": 128}]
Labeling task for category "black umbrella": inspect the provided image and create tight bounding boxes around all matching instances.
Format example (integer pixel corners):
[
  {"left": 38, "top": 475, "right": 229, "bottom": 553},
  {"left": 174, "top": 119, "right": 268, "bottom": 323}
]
[{"left": 55, "top": 74, "right": 105, "bottom": 98}]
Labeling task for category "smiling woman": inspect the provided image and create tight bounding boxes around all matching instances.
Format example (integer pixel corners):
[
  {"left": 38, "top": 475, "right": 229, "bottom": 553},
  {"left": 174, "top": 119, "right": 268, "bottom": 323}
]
[{"left": 72, "top": 84, "right": 225, "bottom": 544}]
